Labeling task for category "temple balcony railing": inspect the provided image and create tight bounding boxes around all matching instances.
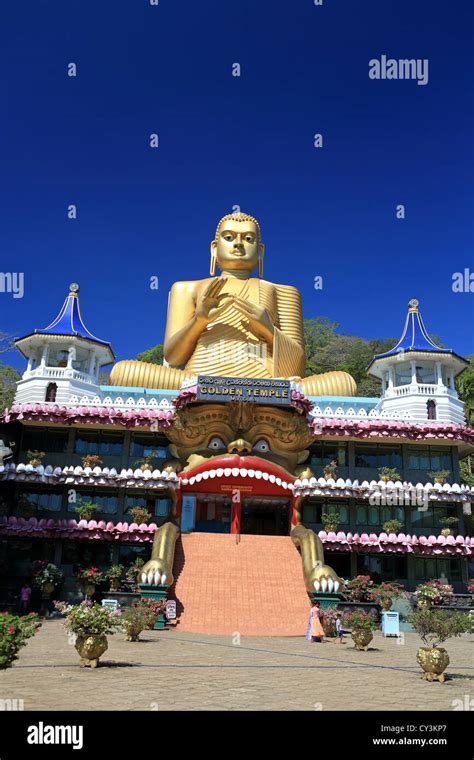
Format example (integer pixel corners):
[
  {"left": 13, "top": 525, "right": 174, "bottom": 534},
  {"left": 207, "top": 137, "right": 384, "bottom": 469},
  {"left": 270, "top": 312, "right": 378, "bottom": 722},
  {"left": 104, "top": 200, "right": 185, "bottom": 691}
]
[
  {"left": 22, "top": 366, "right": 96, "bottom": 385},
  {"left": 384, "top": 383, "right": 458, "bottom": 399}
]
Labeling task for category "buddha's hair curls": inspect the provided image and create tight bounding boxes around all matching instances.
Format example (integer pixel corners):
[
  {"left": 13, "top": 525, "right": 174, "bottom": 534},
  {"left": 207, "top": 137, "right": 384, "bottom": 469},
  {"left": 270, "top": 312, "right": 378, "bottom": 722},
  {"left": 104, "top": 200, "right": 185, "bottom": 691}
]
[{"left": 214, "top": 212, "right": 262, "bottom": 243}]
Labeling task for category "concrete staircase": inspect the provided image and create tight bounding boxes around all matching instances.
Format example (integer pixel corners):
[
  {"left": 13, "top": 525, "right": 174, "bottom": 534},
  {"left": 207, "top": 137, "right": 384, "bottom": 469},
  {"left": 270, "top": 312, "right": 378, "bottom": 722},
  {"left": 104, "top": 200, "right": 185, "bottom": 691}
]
[{"left": 168, "top": 533, "right": 311, "bottom": 636}]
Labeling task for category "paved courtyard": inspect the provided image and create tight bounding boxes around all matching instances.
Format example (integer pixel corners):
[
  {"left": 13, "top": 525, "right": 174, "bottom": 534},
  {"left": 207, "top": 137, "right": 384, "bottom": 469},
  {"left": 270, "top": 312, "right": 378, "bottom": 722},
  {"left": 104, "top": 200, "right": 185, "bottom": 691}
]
[{"left": 0, "top": 621, "right": 472, "bottom": 711}]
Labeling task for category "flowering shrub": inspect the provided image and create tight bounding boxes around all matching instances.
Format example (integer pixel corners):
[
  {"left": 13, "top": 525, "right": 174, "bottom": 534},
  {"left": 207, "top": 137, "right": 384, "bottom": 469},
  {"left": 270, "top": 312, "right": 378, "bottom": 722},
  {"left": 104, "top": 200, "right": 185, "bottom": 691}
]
[
  {"left": 320, "top": 606, "right": 339, "bottom": 636},
  {"left": 141, "top": 598, "right": 167, "bottom": 626},
  {"left": 81, "top": 454, "right": 103, "bottom": 469},
  {"left": 32, "top": 561, "right": 63, "bottom": 590},
  {"left": 120, "top": 602, "right": 157, "bottom": 640},
  {"left": 343, "top": 609, "right": 378, "bottom": 632},
  {"left": 467, "top": 579, "right": 474, "bottom": 594},
  {"left": 64, "top": 601, "right": 120, "bottom": 637},
  {"left": 345, "top": 575, "right": 375, "bottom": 602},
  {"left": 74, "top": 566, "right": 105, "bottom": 585},
  {"left": 0, "top": 612, "right": 42, "bottom": 669},
  {"left": 128, "top": 506, "right": 152, "bottom": 525},
  {"left": 415, "top": 580, "right": 454, "bottom": 606},
  {"left": 370, "top": 582, "right": 402, "bottom": 608}
]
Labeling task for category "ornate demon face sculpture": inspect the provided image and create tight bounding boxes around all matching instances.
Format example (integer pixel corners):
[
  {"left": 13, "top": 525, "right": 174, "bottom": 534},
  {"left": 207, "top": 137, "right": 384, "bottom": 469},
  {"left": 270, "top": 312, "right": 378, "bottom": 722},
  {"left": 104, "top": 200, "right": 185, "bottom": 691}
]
[{"left": 165, "top": 402, "right": 312, "bottom": 476}]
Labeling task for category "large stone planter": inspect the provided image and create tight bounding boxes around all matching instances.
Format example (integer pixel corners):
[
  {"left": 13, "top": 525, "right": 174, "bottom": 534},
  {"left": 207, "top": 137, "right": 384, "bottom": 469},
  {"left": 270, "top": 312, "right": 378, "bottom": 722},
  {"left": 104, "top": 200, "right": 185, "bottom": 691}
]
[
  {"left": 81, "top": 584, "right": 96, "bottom": 598},
  {"left": 351, "top": 629, "right": 373, "bottom": 651},
  {"left": 416, "top": 647, "right": 449, "bottom": 683},
  {"left": 124, "top": 624, "right": 144, "bottom": 642},
  {"left": 75, "top": 634, "right": 108, "bottom": 668}
]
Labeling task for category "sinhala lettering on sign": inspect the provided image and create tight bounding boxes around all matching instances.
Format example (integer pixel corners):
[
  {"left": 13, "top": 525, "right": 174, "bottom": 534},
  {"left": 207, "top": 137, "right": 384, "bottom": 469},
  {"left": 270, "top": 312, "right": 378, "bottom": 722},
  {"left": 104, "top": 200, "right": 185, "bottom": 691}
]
[{"left": 197, "top": 376, "right": 291, "bottom": 405}]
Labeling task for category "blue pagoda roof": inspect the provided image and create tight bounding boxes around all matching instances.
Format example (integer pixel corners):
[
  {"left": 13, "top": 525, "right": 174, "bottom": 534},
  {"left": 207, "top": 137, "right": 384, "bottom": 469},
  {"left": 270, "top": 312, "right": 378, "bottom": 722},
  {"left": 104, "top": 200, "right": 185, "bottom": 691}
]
[
  {"left": 16, "top": 284, "right": 115, "bottom": 359},
  {"left": 368, "top": 299, "right": 467, "bottom": 368}
]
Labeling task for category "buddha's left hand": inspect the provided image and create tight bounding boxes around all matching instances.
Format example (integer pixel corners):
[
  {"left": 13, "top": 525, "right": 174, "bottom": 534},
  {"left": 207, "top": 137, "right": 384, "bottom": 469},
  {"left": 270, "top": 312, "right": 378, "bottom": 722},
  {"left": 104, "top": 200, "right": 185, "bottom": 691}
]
[{"left": 233, "top": 297, "right": 275, "bottom": 344}]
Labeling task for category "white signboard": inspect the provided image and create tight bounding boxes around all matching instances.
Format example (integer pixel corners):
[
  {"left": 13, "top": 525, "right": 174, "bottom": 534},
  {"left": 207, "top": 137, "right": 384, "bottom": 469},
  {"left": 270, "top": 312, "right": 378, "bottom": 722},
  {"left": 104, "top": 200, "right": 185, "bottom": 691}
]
[
  {"left": 101, "top": 599, "right": 119, "bottom": 612},
  {"left": 181, "top": 494, "right": 197, "bottom": 532},
  {"left": 165, "top": 600, "right": 177, "bottom": 620}
]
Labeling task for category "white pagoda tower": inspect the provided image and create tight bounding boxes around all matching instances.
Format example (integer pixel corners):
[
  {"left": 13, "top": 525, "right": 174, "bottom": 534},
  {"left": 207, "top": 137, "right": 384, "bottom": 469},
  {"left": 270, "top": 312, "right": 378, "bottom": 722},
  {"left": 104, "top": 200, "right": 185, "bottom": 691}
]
[
  {"left": 13, "top": 283, "right": 115, "bottom": 405},
  {"left": 367, "top": 299, "right": 468, "bottom": 424}
]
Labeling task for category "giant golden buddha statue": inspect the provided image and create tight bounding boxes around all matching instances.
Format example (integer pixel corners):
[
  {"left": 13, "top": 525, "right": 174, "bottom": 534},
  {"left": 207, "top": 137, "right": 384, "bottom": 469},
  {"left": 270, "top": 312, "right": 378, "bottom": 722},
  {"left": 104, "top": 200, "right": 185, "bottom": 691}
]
[{"left": 110, "top": 212, "right": 356, "bottom": 396}]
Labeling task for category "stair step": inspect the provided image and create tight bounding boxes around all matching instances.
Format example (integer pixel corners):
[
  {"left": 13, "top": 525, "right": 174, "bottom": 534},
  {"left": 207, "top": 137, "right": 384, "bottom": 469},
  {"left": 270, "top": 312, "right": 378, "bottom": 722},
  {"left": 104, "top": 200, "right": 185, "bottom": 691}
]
[{"left": 168, "top": 533, "right": 310, "bottom": 636}]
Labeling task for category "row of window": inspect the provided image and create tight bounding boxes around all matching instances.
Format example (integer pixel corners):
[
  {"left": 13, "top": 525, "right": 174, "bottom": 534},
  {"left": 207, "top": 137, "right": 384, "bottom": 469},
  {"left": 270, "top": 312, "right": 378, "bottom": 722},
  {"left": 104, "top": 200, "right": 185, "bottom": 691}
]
[
  {"left": 309, "top": 442, "right": 453, "bottom": 471},
  {"left": 301, "top": 499, "right": 458, "bottom": 530},
  {"left": 21, "top": 429, "right": 454, "bottom": 474},
  {"left": 15, "top": 489, "right": 171, "bottom": 518},
  {"left": 21, "top": 428, "right": 169, "bottom": 461}
]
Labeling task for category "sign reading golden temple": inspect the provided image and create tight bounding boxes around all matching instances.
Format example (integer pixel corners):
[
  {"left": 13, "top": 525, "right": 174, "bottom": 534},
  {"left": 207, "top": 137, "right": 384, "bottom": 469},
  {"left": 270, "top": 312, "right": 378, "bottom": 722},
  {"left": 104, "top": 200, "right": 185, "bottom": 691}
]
[{"left": 196, "top": 375, "right": 291, "bottom": 405}]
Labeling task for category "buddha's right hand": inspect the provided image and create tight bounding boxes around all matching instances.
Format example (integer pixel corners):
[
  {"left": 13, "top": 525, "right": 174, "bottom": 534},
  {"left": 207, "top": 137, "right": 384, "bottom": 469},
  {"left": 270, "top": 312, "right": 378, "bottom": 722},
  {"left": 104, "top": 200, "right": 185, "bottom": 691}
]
[{"left": 195, "top": 279, "right": 231, "bottom": 324}]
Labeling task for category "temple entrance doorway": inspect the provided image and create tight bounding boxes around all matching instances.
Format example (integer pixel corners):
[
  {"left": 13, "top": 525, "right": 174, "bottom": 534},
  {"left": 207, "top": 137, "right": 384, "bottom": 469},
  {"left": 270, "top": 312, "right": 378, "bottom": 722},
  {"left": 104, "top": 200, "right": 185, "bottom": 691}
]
[{"left": 240, "top": 497, "right": 291, "bottom": 536}]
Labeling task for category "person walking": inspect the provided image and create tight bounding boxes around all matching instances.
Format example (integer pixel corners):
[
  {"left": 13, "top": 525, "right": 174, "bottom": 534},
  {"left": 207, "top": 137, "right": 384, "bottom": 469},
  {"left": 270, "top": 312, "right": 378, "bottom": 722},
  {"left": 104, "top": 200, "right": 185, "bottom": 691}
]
[
  {"left": 335, "top": 612, "right": 345, "bottom": 644},
  {"left": 306, "top": 601, "right": 325, "bottom": 642},
  {"left": 19, "top": 583, "right": 32, "bottom": 615}
]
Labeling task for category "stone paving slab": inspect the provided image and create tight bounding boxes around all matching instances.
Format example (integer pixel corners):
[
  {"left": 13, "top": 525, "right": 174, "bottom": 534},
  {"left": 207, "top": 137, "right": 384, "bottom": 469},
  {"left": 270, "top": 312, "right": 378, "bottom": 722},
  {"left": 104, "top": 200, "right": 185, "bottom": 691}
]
[{"left": 0, "top": 621, "right": 472, "bottom": 711}]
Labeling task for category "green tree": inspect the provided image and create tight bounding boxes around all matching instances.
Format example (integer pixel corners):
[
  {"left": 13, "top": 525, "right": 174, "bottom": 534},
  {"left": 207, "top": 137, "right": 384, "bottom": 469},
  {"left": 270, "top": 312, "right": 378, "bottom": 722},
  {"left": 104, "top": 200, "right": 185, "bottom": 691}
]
[
  {"left": 136, "top": 344, "right": 164, "bottom": 365},
  {"left": 0, "top": 362, "right": 20, "bottom": 412},
  {"left": 456, "top": 354, "right": 474, "bottom": 425}
]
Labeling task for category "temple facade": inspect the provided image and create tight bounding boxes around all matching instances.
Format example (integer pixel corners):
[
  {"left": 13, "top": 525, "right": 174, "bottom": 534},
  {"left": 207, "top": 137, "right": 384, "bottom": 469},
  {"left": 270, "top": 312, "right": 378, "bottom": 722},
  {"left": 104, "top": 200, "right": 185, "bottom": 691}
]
[{"left": 0, "top": 280, "right": 472, "bottom": 618}]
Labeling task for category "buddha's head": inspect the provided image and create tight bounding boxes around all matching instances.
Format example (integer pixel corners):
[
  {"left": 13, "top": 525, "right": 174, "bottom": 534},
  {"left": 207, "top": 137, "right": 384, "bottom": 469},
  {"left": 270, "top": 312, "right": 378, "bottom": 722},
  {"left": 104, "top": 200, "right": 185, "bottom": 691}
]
[{"left": 210, "top": 212, "right": 264, "bottom": 277}]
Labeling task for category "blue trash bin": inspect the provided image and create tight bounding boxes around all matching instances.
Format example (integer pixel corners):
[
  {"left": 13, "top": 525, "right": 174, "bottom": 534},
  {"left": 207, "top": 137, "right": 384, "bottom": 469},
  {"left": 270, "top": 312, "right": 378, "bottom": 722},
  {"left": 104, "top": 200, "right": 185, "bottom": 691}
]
[{"left": 382, "top": 611, "right": 400, "bottom": 637}]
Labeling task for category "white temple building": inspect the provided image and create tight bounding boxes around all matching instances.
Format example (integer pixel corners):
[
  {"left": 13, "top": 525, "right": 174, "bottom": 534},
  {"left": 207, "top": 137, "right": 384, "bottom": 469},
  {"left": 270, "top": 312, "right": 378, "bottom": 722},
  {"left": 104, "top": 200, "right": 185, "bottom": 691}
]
[
  {"left": 368, "top": 299, "right": 468, "bottom": 424},
  {"left": 13, "top": 283, "right": 115, "bottom": 405}
]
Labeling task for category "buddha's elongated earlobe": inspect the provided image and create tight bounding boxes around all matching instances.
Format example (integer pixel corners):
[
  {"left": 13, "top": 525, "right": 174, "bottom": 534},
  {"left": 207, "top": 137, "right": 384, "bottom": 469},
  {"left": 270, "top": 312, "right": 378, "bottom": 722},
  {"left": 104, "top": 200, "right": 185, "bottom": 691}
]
[
  {"left": 210, "top": 246, "right": 217, "bottom": 276},
  {"left": 258, "top": 245, "right": 264, "bottom": 278}
]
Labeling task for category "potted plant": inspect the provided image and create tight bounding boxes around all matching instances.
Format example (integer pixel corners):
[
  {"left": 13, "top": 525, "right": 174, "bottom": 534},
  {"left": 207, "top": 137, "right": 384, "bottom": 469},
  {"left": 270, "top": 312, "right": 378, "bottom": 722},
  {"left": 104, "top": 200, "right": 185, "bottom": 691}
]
[
  {"left": 321, "top": 512, "right": 340, "bottom": 533},
  {"left": 0, "top": 612, "right": 41, "bottom": 669},
  {"left": 120, "top": 601, "right": 157, "bottom": 641},
  {"left": 26, "top": 450, "right": 46, "bottom": 467},
  {"left": 322, "top": 460, "right": 337, "bottom": 480},
  {"left": 106, "top": 564, "right": 124, "bottom": 592},
  {"left": 31, "top": 561, "right": 63, "bottom": 596},
  {"left": 81, "top": 454, "right": 103, "bottom": 470},
  {"left": 382, "top": 519, "right": 403, "bottom": 535},
  {"left": 134, "top": 452, "right": 158, "bottom": 472},
  {"left": 438, "top": 516, "right": 459, "bottom": 537},
  {"left": 415, "top": 580, "right": 454, "bottom": 609},
  {"left": 74, "top": 566, "right": 105, "bottom": 598},
  {"left": 407, "top": 608, "right": 470, "bottom": 683},
  {"left": 320, "top": 606, "right": 338, "bottom": 637},
  {"left": 141, "top": 598, "right": 167, "bottom": 629},
  {"left": 467, "top": 579, "right": 474, "bottom": 599},
  {"left": 75, "top": 499, "right": 97, "bottom": 521},
  {"left": 378, "top": 467, "right": 401, "bottom": 483},
  {"left": 128, "top": 506, "right": 152, "bottom": 525},
  {"left": 428, "top": 469, "right": 451, "bottom": 485},
  {"left": 343, "top": 609, "right": 378, "bottom": 651},
  {"left": 370, "top": 582, "right": 402, "bottom": 611},
  {"left": 125, "top": 558, "right": 145, "bottom": 592},
  {"left": 63, "top": 601, "right": 120, "bottom": 668},
  {"left": 346, "top": 575, "right": 375, "bottom": 602}
]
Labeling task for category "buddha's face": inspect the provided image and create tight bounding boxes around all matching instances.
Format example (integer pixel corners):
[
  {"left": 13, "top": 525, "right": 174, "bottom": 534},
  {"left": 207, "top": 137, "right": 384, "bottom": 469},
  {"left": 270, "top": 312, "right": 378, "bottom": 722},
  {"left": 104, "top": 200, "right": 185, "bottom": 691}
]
[{"left": 212, "top": 219, "right": 262, "bottom": 273}]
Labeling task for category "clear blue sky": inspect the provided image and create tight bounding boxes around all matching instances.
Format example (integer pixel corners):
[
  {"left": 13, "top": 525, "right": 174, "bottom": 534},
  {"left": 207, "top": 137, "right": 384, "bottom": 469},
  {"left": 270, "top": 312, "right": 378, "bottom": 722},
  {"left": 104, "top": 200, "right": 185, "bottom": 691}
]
[{"left": 1, "top": 0, "right": 473, "bottom": 372}]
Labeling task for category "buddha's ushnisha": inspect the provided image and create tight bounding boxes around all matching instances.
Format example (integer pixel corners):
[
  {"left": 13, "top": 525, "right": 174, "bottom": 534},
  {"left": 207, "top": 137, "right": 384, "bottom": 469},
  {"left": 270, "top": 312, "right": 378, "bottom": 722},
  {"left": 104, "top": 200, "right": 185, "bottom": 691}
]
[{"left": 110, "top": 212, "right": 356, "bottom": 395}]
